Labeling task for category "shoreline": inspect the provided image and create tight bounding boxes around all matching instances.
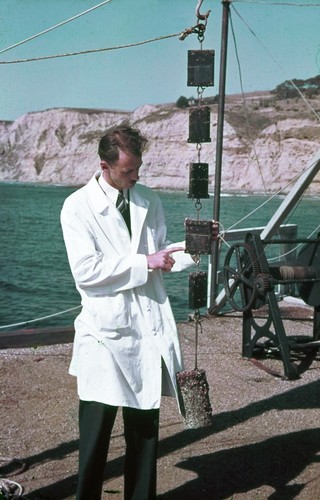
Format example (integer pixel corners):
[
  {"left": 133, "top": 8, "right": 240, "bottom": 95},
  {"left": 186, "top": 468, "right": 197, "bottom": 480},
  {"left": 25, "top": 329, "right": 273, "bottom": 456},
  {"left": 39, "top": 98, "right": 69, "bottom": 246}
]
[{"left": 2, "top": 180, "right": 320, "bottom": 199}]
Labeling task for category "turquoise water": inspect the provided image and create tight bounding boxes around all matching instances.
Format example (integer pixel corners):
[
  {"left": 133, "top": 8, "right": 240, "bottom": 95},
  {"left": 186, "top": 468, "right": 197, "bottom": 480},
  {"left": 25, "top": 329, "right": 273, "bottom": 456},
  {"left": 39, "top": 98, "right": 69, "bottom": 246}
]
[{"left": 0, "top": 182, "right": 318, "bottom": 329}]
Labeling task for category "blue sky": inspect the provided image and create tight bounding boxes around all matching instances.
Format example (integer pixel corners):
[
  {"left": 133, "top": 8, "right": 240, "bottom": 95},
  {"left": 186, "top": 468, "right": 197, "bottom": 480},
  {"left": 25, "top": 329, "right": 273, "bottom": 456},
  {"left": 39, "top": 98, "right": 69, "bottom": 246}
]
[{"left": 1, "top": 0, "right": 319, "bottom": 121}]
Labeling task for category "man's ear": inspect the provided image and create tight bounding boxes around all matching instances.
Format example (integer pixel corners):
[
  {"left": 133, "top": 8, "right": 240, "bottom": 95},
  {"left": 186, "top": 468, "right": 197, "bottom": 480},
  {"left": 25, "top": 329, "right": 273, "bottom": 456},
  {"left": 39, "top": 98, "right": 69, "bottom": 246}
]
[{"left": 100, "top": 160, "right": 108, "bottom": 171}]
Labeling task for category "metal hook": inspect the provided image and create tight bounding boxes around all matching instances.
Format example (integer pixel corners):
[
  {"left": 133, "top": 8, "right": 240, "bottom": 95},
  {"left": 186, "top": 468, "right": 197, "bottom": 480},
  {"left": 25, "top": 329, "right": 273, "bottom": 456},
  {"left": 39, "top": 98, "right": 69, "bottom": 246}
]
[
  {"left": 195, "top": 0, "right": 211, "bottom": 21},
  {"left": 179, "top": 0, "right": 211, "bottom": 41}
]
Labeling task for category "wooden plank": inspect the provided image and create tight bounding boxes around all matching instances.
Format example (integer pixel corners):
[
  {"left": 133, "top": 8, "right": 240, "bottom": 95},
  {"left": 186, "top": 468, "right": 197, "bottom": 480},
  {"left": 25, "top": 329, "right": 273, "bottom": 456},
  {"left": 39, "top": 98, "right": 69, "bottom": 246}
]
[{"left": 0, "top": 326, "right": 75, "bottom": 349}]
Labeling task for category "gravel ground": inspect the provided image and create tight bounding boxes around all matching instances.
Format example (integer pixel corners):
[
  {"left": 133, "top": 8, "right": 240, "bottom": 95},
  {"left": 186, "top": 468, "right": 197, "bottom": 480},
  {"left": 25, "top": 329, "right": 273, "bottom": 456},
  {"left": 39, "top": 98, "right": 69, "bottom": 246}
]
[{"left": 1, "top": 301, "right": 320, "bottom": 499}]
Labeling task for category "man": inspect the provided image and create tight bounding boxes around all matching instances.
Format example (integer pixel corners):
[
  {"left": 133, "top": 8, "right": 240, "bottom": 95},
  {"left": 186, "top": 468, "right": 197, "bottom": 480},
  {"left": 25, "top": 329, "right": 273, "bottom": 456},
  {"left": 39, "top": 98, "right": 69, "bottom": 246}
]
[{"left": 60, "top": 125, "right": 210, "bottom": 499}]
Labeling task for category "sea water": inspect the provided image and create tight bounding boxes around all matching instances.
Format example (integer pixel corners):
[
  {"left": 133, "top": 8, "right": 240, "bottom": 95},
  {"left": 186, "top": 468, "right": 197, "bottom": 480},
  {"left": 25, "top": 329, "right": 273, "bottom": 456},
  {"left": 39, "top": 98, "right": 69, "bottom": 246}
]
[{"left": 0, "top": 182, "right": 318, "bottom": 330}]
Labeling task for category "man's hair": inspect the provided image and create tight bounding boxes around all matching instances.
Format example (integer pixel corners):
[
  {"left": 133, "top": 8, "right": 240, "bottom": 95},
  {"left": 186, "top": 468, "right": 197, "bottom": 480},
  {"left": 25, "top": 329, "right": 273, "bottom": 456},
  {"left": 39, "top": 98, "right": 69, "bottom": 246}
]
[{"left": 98, "top": 125, "right": 148, "bottom": 164}]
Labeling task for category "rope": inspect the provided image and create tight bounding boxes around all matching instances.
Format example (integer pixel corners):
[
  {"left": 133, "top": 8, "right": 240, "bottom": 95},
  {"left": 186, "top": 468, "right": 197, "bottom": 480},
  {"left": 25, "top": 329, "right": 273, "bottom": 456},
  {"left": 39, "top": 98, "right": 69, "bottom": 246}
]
[
  {"left": 219, "top": 2, "right": 320, "bottom": 215},
  {"left": 229, "top": 11, "right": 267, "bottom": 193},
  {"left": 233, "top": 1, "right": 320, "bottom": 6},
  {"left": 231, "top": 4, "right": 320, "bottom": 122},
  {"left": 0, "top": 33, "right": 182, "bottom": 65},
  {"left": 225, "top": 160, "right": 320, "bottom": 232},
  {"left": 0, "top": 0, "right": 113, "bottom": 55},
  {"left": 218, "top": 160, "right": 320, "bottom": 267},
  {"left": 0, "top": 478, "right": 24, "bottom": 498},
  {"left": 268, "top": 223, "right": 320, "bottom": 262},
  {"left": 0, "top": 306, "right": 80, "bottom": 330}
]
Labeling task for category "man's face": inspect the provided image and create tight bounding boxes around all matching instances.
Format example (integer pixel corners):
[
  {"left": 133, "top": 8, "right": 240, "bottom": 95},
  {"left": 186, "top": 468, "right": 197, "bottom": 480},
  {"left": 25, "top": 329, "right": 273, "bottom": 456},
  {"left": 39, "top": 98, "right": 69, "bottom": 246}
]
[{"left": 101, "top": 150, "right": 142, "bottom": 190}]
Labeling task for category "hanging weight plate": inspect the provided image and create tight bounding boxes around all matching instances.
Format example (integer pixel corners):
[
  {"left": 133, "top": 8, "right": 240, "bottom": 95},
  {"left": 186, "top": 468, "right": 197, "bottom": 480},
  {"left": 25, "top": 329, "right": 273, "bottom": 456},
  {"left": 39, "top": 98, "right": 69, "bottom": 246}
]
[
  {"left": 187, "top": 50, "right": 215, "bottom": 87},
  {"left": 185, "top": 218, "right": 212, "bottom": 254},
  {"left": 188, "top": 162, "right": 209, "bottom": 199},
  {"left": 189, "top": 271, "right": 208, "bottom": 309},
  {"left": 188, "top": 106, "right": 211, "bottom": 143}
]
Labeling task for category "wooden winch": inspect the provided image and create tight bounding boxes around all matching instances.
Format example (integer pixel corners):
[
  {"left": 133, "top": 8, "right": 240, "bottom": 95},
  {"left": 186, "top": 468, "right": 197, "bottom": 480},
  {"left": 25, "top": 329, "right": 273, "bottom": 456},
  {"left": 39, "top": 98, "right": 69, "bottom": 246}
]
[{"left": 223, "top": 232, "right": 320, "bottom": 379}]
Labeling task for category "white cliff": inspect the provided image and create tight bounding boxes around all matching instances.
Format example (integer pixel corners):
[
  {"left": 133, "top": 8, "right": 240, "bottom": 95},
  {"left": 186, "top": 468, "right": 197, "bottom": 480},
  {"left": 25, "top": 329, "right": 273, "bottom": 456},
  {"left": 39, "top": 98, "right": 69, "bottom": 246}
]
[{"left": 0, "top": 93, "right": 319, "bottom": 194}]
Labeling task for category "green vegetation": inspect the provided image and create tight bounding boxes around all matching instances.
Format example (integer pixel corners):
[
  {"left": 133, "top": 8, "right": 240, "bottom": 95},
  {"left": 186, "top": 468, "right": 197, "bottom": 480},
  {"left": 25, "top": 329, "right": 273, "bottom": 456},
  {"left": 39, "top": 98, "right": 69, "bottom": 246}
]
[
  {"left": 272, "top": 75, "right": 320, "bottom": 99},
  {"left": 176, "top": 96, "right": 189, "bottom": 108}
]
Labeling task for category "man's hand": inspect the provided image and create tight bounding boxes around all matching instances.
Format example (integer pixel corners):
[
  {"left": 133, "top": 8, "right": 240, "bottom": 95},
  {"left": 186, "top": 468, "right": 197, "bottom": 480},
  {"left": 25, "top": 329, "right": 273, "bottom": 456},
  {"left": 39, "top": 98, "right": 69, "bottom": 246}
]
[{"left": 147, "top": 247, "right": 184, "bottom": 272}]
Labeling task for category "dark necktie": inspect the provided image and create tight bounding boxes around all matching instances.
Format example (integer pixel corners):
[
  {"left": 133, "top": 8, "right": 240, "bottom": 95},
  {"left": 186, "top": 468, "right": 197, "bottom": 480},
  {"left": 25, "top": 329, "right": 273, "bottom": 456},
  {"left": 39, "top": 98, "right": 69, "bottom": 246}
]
[{"left": 116, "top": 190, "right": 131, "bottom": 236}]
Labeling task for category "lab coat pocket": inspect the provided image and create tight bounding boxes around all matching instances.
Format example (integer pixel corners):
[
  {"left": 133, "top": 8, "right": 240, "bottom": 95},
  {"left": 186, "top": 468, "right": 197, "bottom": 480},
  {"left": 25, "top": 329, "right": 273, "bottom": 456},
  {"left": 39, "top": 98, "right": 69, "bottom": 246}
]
[{"left": 91, "top": 293, "right": 132, "bottom": 334}]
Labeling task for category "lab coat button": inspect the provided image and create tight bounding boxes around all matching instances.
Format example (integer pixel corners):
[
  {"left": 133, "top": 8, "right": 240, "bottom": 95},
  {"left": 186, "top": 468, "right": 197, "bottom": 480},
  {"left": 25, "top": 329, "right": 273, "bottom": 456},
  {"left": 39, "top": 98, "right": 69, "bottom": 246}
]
[{"left": 152, "top": 330, "right": 157, "bottom": 336}]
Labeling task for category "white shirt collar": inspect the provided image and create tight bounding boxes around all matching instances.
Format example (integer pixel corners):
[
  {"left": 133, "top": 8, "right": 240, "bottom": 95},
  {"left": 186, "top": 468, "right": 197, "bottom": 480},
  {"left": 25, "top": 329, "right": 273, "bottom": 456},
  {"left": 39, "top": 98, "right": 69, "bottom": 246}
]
[{"left": 98, "top": 172, "right": 128, "bottom": 205}]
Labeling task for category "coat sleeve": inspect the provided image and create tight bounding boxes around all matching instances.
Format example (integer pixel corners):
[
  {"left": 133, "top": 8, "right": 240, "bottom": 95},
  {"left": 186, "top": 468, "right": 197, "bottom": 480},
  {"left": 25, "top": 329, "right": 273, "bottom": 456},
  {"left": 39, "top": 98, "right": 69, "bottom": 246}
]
[{"left": 60, "top": 198, "right": 148, "bottom": 293}]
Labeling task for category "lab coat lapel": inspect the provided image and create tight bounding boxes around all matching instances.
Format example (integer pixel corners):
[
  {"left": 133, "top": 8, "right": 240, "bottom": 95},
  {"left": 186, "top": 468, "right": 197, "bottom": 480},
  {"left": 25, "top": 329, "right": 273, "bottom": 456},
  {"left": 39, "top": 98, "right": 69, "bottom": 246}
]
[{"left": 87, "top": 173, "right": 131, "bottom": 252}]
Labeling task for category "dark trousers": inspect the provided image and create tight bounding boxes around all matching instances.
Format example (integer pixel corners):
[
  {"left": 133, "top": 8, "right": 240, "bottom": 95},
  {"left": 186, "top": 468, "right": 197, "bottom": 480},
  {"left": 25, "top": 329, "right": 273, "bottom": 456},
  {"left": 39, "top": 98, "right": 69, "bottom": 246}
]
[{"left": 76, "top": 400, "right": 160, "bottom": 500}]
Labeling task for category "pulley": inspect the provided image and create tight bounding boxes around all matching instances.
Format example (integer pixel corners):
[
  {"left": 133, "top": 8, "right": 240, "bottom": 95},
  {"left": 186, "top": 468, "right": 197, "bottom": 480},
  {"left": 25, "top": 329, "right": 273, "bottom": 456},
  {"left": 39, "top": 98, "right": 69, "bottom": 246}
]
[{"left": 223, "top": 235, "right": 320, "bottom": 312}]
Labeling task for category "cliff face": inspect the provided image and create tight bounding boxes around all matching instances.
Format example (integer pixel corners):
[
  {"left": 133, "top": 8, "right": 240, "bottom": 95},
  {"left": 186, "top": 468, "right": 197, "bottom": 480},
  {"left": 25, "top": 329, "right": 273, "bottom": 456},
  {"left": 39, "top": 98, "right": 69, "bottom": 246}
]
[{"left": 0, "top": 93, "right": 319, "bottom": 193}]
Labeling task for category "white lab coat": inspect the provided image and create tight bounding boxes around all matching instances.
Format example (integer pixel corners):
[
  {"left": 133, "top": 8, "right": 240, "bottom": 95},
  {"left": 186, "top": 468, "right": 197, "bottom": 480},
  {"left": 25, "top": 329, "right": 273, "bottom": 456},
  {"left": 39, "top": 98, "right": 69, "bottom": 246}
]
[{"left": 60, "top": 172, "right": 194, "bottom": 410}]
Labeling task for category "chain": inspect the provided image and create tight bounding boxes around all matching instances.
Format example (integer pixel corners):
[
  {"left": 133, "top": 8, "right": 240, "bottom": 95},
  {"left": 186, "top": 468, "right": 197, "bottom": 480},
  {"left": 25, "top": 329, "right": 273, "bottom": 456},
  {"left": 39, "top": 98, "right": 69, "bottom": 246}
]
[
  {"left": 186, "top": 0, "right": 212, "bottom": 369},
  {"left": 194, "top": 309, "right": 202, "bottom": 370},
  {"left": 191, "top": 10, "right": 209, "bottom": 272},
  {"left": 179, "top": 21, "right": 207, "bottom": 42},
  {"left": 179, "top": 0, "right": 210, "bottom": 42}
]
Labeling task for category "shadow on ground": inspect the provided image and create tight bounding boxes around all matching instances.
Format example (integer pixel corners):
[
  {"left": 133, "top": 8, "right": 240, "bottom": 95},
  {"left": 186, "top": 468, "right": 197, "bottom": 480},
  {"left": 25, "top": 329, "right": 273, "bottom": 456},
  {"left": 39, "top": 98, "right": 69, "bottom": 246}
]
[{"left": 14, "top": 379, "right": 320, "bottom": 499}]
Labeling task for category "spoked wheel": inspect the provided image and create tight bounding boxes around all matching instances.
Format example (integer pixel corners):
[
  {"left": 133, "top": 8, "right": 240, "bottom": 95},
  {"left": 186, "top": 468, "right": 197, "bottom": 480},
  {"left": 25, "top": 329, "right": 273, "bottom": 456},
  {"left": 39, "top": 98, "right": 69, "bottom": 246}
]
[{"left": 224, "top": 243, "right": 260, "bottom": 312}]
